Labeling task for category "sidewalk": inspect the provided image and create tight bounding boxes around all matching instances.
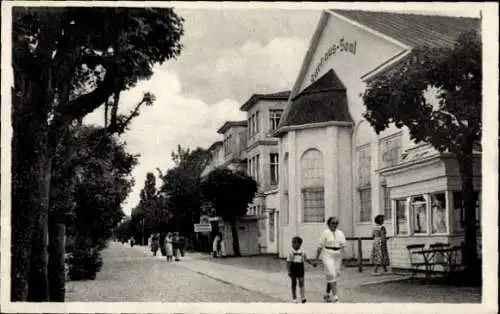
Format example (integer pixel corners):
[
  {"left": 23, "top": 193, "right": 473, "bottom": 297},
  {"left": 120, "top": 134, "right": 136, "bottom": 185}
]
[{"left": 133, "top": 245, "right": 411, "bottom": 302}]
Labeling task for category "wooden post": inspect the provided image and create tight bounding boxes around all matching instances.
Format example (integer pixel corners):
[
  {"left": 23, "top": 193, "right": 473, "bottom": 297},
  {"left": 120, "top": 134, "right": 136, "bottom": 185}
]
[{"left": 357, "top": 238, "right": 363, "bottom": 273}]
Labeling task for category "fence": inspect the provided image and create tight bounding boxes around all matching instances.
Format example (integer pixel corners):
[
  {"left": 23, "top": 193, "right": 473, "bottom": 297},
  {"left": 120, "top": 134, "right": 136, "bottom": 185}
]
[{"left": 344, "top": 237, "right": 376, "bottom": 273}]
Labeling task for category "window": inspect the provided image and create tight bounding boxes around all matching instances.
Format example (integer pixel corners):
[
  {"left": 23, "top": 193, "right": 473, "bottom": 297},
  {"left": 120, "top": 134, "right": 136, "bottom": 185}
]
[
  {"left": 224, "top": 134, "right": 232, "bottom": 156},
  {"left": 268, "top": 211, "right": 275, "bottom": 243},
  {"left": 431, "top": 193, "right": 447, "bottom": 234},
  {"left": 255, "top": 111, "right": 260, "bottom": 133},
  {"left": 357, "top": 145, "right": 371, "bottom": 222},
  {"left": 357, "top": 145, "right": 371, "bottom": 186},
  {"left": 379, "top": 134, "right": 402, "bottom": 168},
  {"left": 395, "top": 199, "right": 408, "bottom": 235},
  {"left": 382, "top": 184, "right": 392, "bottom": 219},
  {"left": 359, "top": 187, "right": 372, "bottom": 222},
  {"left": 269, "top": 109, "right": 283, "bottom": 131},
  {"left": 248, "top": 111, "right": 260, "bottom": 137},
  {"left": 270, "top": 153, "right": 279, "bottom": 186},
  {"left": 255, "top": 154, "right": 260, "bottom": 182},
  {"left": 301, "top": 149, "right": 325, "bottom": 223},
  {"left": 248, "top": 155, "right": 260, "bottom": 183},
  {"left": 411, "top": 195, "right": 428, "bottom": 234},
  {"left": 452, "top": 191, "right": 481, "bottom": 233}
]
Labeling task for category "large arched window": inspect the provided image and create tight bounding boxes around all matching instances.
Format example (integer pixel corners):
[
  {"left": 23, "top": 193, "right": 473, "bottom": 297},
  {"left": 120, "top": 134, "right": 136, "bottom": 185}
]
[
  {"left": 356, "top": 122, "right": 372, "bottom": 222},
  {"left": 300, "top": 149, "right": 325, "bottom": 223}
]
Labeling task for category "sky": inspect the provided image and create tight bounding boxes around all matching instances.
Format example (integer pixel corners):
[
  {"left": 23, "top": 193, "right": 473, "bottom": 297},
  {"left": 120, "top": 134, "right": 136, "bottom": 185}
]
[{"left": 82, "top": 4, "right": 483, "bottom": 217}]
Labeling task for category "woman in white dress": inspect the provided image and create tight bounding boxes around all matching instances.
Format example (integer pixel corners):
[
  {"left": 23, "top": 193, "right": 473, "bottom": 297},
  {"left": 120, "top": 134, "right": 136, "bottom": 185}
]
[{"left": 315, "top": 216, "right": 346, "bottom": 303}]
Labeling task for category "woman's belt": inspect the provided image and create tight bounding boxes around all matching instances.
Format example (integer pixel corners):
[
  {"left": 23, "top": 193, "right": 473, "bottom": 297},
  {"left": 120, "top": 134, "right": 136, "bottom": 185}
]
[{"left": 325, "top": 246, "right": 341, "bottom": 251}]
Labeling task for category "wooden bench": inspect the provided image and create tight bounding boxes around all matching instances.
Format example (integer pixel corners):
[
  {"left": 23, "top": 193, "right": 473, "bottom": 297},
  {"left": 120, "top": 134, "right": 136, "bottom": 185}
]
[
  {"left": 406, "top": 244, "right": 427, "bottom": 278},
  {"left": 410, "top": 243, "right": 463, "bottom": 279}
]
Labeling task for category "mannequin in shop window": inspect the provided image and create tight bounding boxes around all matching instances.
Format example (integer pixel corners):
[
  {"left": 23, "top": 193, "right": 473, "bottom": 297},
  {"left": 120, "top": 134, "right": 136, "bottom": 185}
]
[{"left": 432, "top": 196, "right": 447, "bottom": 234}]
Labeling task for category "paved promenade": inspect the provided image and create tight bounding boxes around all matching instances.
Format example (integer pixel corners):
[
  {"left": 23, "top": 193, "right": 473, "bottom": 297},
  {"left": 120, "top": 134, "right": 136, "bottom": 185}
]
[{"left": 67, "top": 242, "right": 481, "bottom": 303}]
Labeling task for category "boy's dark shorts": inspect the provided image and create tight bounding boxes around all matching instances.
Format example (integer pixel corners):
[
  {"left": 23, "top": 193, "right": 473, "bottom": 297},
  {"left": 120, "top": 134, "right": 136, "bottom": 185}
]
[{"left": 290, "top": 262, "right": 305, "bottom": 278}]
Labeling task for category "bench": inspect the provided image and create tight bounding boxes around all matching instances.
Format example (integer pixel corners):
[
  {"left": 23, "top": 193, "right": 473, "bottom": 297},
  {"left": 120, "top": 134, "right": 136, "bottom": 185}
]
[{"left": 409, "top": 243, "right": 464, "bottom": 279}]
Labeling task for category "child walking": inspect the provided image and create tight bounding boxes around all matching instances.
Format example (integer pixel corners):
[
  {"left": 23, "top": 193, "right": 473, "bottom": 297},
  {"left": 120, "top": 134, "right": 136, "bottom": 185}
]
[{"left": 287, "top": 236, "right": 317, "bottom": 303}]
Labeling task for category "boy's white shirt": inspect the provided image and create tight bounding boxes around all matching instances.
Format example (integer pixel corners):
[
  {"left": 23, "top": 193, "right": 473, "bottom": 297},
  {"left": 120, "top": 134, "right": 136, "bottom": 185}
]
[{"left": 287, "top": 247, "right": 307, "bottom": 263}]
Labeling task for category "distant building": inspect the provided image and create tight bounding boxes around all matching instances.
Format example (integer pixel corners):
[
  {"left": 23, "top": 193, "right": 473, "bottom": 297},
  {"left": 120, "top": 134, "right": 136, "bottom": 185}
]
[
  {"left": 201, "top": 92, "right": 290, "bottom": 256},
  {"left": 239, "top": 91, "right": 290, "bottom": 254}
]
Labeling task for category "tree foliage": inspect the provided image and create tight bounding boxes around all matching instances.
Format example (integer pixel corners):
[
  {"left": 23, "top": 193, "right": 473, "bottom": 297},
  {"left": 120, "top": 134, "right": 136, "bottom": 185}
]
[
  {"left": 201, "top": 168, "right": 258, "bottom": 256},
  {"left": 362, "top": 29, "right": 481, "bottom": 276},
  {"left": 158, "top": 146, "right": 212, "bottom": 234},
  {"left": 362, "top": 30, "right": 481, "bottom": 153},
  {"left": 66, "top": 126, "right": 137, "bottom": 248},
  {"left": 11, "top": 7, "right": 184, "bottom": 301}
]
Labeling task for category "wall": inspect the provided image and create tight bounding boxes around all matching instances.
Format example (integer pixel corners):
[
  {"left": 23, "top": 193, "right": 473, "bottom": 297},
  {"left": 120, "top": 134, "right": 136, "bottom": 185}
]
[
  {"left": 278, "top": 126, "right": 354, "bottom": 258},
  {"left": 297, "top": 12, "right": 405, "bottom": 129},
  {"left": 222, "top": 125, "right": 247, "bottom": 163},
  {"left": 265, "top": 192, "right": 279, "bottom": 254},
  {"left": 222, "top": 220, "right": 260, "bottom": 256}
]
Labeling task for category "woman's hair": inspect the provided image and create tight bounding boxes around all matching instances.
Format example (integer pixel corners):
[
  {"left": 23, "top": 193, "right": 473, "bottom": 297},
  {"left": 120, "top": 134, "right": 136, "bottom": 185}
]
[
  {"left": 326, "top": 216, "right": 339, "bottom": 225},
  {"left": 374, "top": 214, "right": 384, "bottom": 225}
]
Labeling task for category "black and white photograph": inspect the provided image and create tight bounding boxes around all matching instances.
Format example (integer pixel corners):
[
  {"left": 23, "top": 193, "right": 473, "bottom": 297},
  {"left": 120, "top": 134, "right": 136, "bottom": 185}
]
[{"left": 0, "top": 1, "right": 498, "bottom": 313}]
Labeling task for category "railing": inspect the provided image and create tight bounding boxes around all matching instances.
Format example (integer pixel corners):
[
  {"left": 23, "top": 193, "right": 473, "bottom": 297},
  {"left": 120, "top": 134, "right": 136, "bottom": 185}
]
[{"left": 345, "top": 237, "right": 376, "bottom": 273}]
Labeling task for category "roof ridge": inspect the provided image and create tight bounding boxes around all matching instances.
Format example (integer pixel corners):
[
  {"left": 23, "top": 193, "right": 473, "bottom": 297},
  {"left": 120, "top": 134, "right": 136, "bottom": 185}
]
[{"left": 330, "top": 9, "right": 480, "bottom": 20}]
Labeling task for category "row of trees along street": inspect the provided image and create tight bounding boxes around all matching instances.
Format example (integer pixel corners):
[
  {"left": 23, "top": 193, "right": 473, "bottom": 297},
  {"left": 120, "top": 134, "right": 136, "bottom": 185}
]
[
  {"left": 115, "top": 145, "right": 258, "bottom": 258},
  {"left": 11, "top": 7, "right": 184, "bottom": 302}
]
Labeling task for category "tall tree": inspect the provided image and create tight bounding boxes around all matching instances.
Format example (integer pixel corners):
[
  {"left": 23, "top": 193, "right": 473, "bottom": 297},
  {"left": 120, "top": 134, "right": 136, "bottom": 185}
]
[
  {"left": 159, "top": 146, "right": 212, "bottom": 235},
  {"left": 12, "top": 7, "right": 183, "bottom": 301},
  {"left": 362, "top": 30, "right": 481, "bottom": 277},
  {"left": 201, "top": 168, "right": 258, "bottom": 256}
]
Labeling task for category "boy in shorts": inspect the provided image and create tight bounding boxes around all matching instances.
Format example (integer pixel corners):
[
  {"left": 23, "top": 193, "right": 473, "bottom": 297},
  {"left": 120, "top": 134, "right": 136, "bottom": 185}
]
[{"left": 287, "top": 236, "right": 317, "bottom": 303}]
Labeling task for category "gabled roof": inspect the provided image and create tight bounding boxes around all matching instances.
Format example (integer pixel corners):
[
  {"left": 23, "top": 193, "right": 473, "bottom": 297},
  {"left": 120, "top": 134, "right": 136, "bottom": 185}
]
[
  {"left": 217, "top": 120, "right": 248, "bottom": 134},
  {"left": 240, "top": 91, "right": 291, "bottom": 111},
  {"left": 329, "top": 9, "right": 480, "bottom": 49},
  {"left": 278, "top": 69, "right": 352, "bottom": 129},
  {"left": 279, "top": 9, "right": 480, "bottom": 136}
]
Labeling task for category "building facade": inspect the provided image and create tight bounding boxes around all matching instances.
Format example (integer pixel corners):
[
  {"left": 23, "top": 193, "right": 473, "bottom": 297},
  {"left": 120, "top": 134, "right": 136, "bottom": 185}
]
[
  {"left": 200, "top": 10, "right": 481, "bottom": 268},
  {"left": 274, "top": 9, "right": 481, "bottom": 268},
  {"left": 240, "top": 91, "right": 290, "bottom": 254}
]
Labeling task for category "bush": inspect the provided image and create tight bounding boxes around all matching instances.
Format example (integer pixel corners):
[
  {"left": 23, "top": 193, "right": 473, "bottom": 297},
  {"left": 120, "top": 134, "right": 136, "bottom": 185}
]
[{"left": 67, "top": 247, "right": 103, "bottom": 281}]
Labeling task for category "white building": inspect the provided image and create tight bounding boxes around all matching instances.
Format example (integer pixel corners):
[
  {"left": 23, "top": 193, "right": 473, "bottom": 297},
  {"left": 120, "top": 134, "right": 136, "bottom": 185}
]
[
  {"left": 239, "top": 91, "right": 290, "bottom": 254},
  {"left": 274, "top": 9, "right": 481, "bottom": 269}
]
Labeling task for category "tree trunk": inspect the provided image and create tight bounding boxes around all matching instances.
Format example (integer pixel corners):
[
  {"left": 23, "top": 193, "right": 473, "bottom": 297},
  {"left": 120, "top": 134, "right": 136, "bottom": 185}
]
[
  {"left": 48, "top": 219, "right": 66, "bottom": 302},
  {"left": 457, "top": 147, "right": 479, "bottom": 279},
  {"left": 230, "top": 220, "right": 241, "bottom": 257},
  {"left": 11, "top": 88, "right": 52, "bottom": 301},
  {"left": 27, "top": 158, "right": 52, "bottom": 302}
]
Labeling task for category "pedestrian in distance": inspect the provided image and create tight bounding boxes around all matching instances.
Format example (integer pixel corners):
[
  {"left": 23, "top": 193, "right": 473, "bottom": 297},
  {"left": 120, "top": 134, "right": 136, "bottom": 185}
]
[
  {"left": 315, "top": 216, "right": 346, "bottom": 303},
  {"left": 371, "top": 215, "right": 390, "bottom": 275},
  {"left": 165, "top": 232, "right": 174, "bottom": 262},
  {"left": 287, "top": 236, "right": 317, "bottom": 303},
  {"left": 218, "top": 233, "right": 226, "bottom": 257},
  {"left": 173, "top": 232, "right": 181, "bottom": 261},
  {"left": 212, "top": 233, "right": 221, "bottom": 258},
  {"left": 151, "top": 233, "right": 160, "bottom": 256}
]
